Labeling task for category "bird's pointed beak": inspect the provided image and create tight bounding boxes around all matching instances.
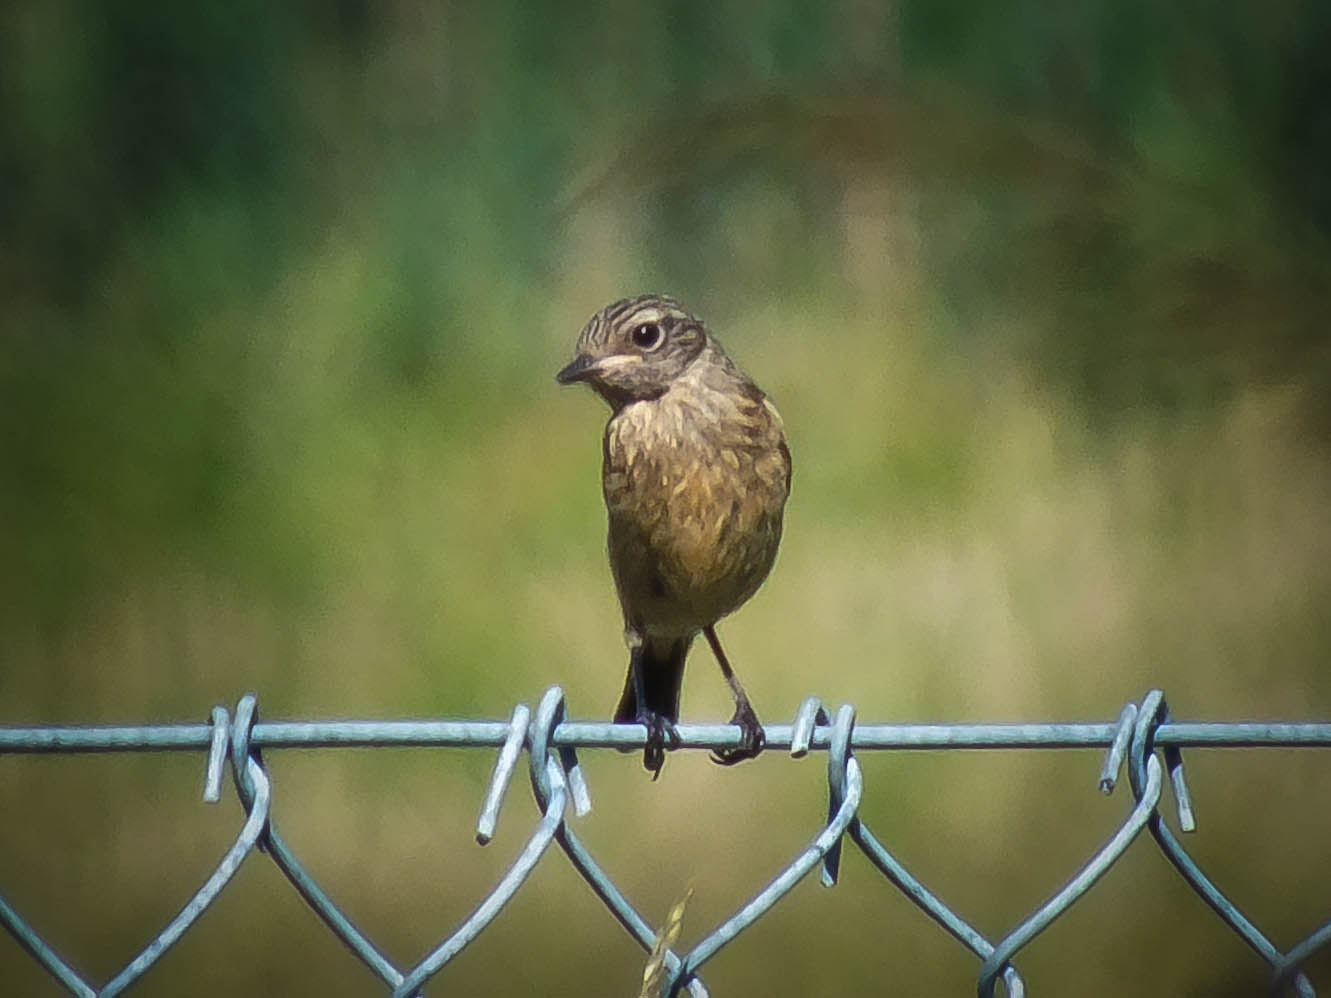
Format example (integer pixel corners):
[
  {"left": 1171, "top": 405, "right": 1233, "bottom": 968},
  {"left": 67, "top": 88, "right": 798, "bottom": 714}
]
[{"left": 556, "top": 354, "right": 597, "bottom": 385}]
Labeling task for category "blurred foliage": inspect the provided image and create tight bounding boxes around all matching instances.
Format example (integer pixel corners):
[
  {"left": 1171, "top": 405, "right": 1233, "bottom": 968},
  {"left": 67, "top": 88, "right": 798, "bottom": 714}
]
[{"left": 1, "top": 1, "right": 1329, "bottom": 995}]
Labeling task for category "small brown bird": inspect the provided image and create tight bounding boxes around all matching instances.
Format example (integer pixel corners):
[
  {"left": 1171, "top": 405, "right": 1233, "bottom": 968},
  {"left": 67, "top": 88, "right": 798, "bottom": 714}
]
[{"left": 557, "top": 294, "right": 791, "bottom": 775}]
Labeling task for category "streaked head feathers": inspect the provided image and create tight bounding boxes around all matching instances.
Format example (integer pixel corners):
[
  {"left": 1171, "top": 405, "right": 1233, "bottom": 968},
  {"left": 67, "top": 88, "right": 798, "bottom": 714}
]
[{"left": 556, "top": 294, "right": 710, "bottom": 408}]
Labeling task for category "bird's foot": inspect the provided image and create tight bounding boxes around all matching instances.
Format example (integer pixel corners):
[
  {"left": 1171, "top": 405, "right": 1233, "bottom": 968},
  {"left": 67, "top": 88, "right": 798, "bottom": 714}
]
[
  {"left": 637, "top": 709, "right": 681, "bottom": 779},
  {"left": 710, "top": 701, "right": 765, "bottom": 766}
]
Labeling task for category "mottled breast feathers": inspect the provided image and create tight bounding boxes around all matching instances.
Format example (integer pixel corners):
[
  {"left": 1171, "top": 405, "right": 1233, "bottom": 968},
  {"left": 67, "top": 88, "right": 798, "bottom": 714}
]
[{"left": 602, "top": 341, "right": 791, "bottom": 638}]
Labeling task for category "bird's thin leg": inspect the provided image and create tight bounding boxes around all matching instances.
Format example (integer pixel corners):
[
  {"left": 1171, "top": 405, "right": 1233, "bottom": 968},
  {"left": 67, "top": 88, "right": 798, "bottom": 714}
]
[
  {"left": 702, "top": 624, "right": 765, "bottom": 764},
  {"left": 628, "top": 643, "right": 678, "bottom": 779}
]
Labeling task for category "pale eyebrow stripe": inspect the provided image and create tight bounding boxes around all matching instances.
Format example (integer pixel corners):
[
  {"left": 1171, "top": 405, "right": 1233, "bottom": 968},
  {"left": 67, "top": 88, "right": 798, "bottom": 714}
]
[{"left": 623, "top": 306, "right": 664, "bottom": 327}]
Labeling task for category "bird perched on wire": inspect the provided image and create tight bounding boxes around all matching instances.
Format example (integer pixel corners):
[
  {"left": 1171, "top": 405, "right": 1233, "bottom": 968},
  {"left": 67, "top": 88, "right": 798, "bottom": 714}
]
[{"left": 556, "top": 294, "right": 791, "bottom": 776}]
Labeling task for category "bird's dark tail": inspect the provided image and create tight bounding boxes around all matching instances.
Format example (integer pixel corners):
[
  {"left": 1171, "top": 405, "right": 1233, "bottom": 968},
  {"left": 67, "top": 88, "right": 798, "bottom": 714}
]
[{"left": 614, "top": 636, "right": 692, "bottom": 724}]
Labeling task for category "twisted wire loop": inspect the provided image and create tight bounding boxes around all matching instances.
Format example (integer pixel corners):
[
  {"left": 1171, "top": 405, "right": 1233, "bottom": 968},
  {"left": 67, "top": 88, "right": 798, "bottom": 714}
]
[
  {"left": 230, "top": 694, "right": 404, "bottom": 990},
  {"left": 476, "top": 704, "right": 532, "bottom": 845},
  {"left": 233, "top": 693, "right": 572, "bottom": 998},
  {"left": 1, "top": 689, "right": 1329, "bottom": 995},
  {"left": 1126, "top": 691, "right": 1321, "bottom": 998},
  {"left": 659, "top": 703, "right": 866, "bottom": 997},
  {"left": 0, "top": 705, "right": 272, "bottom": 998},
  {"left": 527, "top": 687, "right": 711, "bottom": 998},
  {"left": 391, "top": 745, "right": 567, "bottom": 996},
  {"left": 1097, "top": 703, "right": 1138, "bottom": 795},
  {"left": 796, "top": 690, "right": 1033, "bottom": 998}
]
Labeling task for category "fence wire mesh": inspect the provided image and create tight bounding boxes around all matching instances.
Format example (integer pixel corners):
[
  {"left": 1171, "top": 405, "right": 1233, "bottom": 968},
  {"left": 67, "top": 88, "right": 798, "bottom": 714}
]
[{"left": 2, "top": 687, "right": 1329, "bottom": 997}]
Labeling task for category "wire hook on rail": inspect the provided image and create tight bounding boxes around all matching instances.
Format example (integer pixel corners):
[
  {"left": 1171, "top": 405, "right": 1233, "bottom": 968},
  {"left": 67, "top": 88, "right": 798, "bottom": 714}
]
[{"left": 2, "top": 687, "right": 1328, "bottom": 996}]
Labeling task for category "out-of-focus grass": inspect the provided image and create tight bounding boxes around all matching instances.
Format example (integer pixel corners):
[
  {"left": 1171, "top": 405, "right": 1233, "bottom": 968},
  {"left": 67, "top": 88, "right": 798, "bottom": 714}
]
[
  {"left": 4, "top": 218, "right": 1329, "bottom": 993},
  {"left": 3, "top": 4, "right": 1330, "bottom": 995}
]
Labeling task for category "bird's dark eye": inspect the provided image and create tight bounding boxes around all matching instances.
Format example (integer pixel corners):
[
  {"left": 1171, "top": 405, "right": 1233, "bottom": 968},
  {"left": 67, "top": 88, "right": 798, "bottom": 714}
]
[{"left": 631, "top": 322, "right": 663, "bottom": 350}]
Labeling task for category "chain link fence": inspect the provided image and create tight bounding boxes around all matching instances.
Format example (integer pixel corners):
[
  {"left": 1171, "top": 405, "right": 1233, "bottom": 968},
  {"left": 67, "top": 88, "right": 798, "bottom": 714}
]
[{"left": 2, "top": 687, "right": 1329, "bottom": 997}]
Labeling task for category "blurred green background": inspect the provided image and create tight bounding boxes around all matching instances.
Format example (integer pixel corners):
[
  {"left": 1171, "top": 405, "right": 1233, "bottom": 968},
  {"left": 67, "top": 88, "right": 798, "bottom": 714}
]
[{"left": 2, "top": 2, "right": 1330, "bottom": 995}]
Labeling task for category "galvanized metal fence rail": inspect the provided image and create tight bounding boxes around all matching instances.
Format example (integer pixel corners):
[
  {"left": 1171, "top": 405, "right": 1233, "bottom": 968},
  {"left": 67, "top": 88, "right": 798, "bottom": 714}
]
[{"left": 2, "top": 687, "right": 1329, "bottom": 997}]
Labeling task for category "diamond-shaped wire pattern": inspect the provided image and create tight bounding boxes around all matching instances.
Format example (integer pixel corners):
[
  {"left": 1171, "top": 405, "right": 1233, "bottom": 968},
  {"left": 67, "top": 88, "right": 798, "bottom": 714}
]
[{"left": 1, "top": 688, "right": 1328, "bottom": 996}]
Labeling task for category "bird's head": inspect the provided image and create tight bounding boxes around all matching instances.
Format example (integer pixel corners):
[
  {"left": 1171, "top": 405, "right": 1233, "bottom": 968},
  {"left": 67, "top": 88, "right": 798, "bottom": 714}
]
[{"left": 556, "top": 294, "right": 708, "bottom": 408}]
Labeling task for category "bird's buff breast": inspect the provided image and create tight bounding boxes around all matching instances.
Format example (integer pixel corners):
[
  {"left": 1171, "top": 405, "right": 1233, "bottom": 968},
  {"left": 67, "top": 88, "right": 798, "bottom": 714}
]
[{"left": 602, "top": 386, "right": 789, "bottom": 636}]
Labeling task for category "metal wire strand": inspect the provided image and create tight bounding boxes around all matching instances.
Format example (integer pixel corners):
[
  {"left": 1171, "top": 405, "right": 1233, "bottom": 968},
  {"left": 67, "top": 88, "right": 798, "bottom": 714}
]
[{"left": 1, "top": 688, "right": 1328, "bottom": 997}]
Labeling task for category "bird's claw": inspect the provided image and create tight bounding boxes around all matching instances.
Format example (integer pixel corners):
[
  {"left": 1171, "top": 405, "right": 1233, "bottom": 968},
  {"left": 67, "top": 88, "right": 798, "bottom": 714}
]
[
  {"left": 638, "top": 709, "right": 681, "bottom": 779},
  {"left": 710, "top": 703, "right": 765, "bottom": 766}
]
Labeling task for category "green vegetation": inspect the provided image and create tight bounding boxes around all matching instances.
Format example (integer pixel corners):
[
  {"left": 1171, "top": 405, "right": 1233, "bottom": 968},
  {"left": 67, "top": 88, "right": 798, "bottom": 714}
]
[{"left": 2, "top": 3, "right": 1328, "bottom": 994}]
